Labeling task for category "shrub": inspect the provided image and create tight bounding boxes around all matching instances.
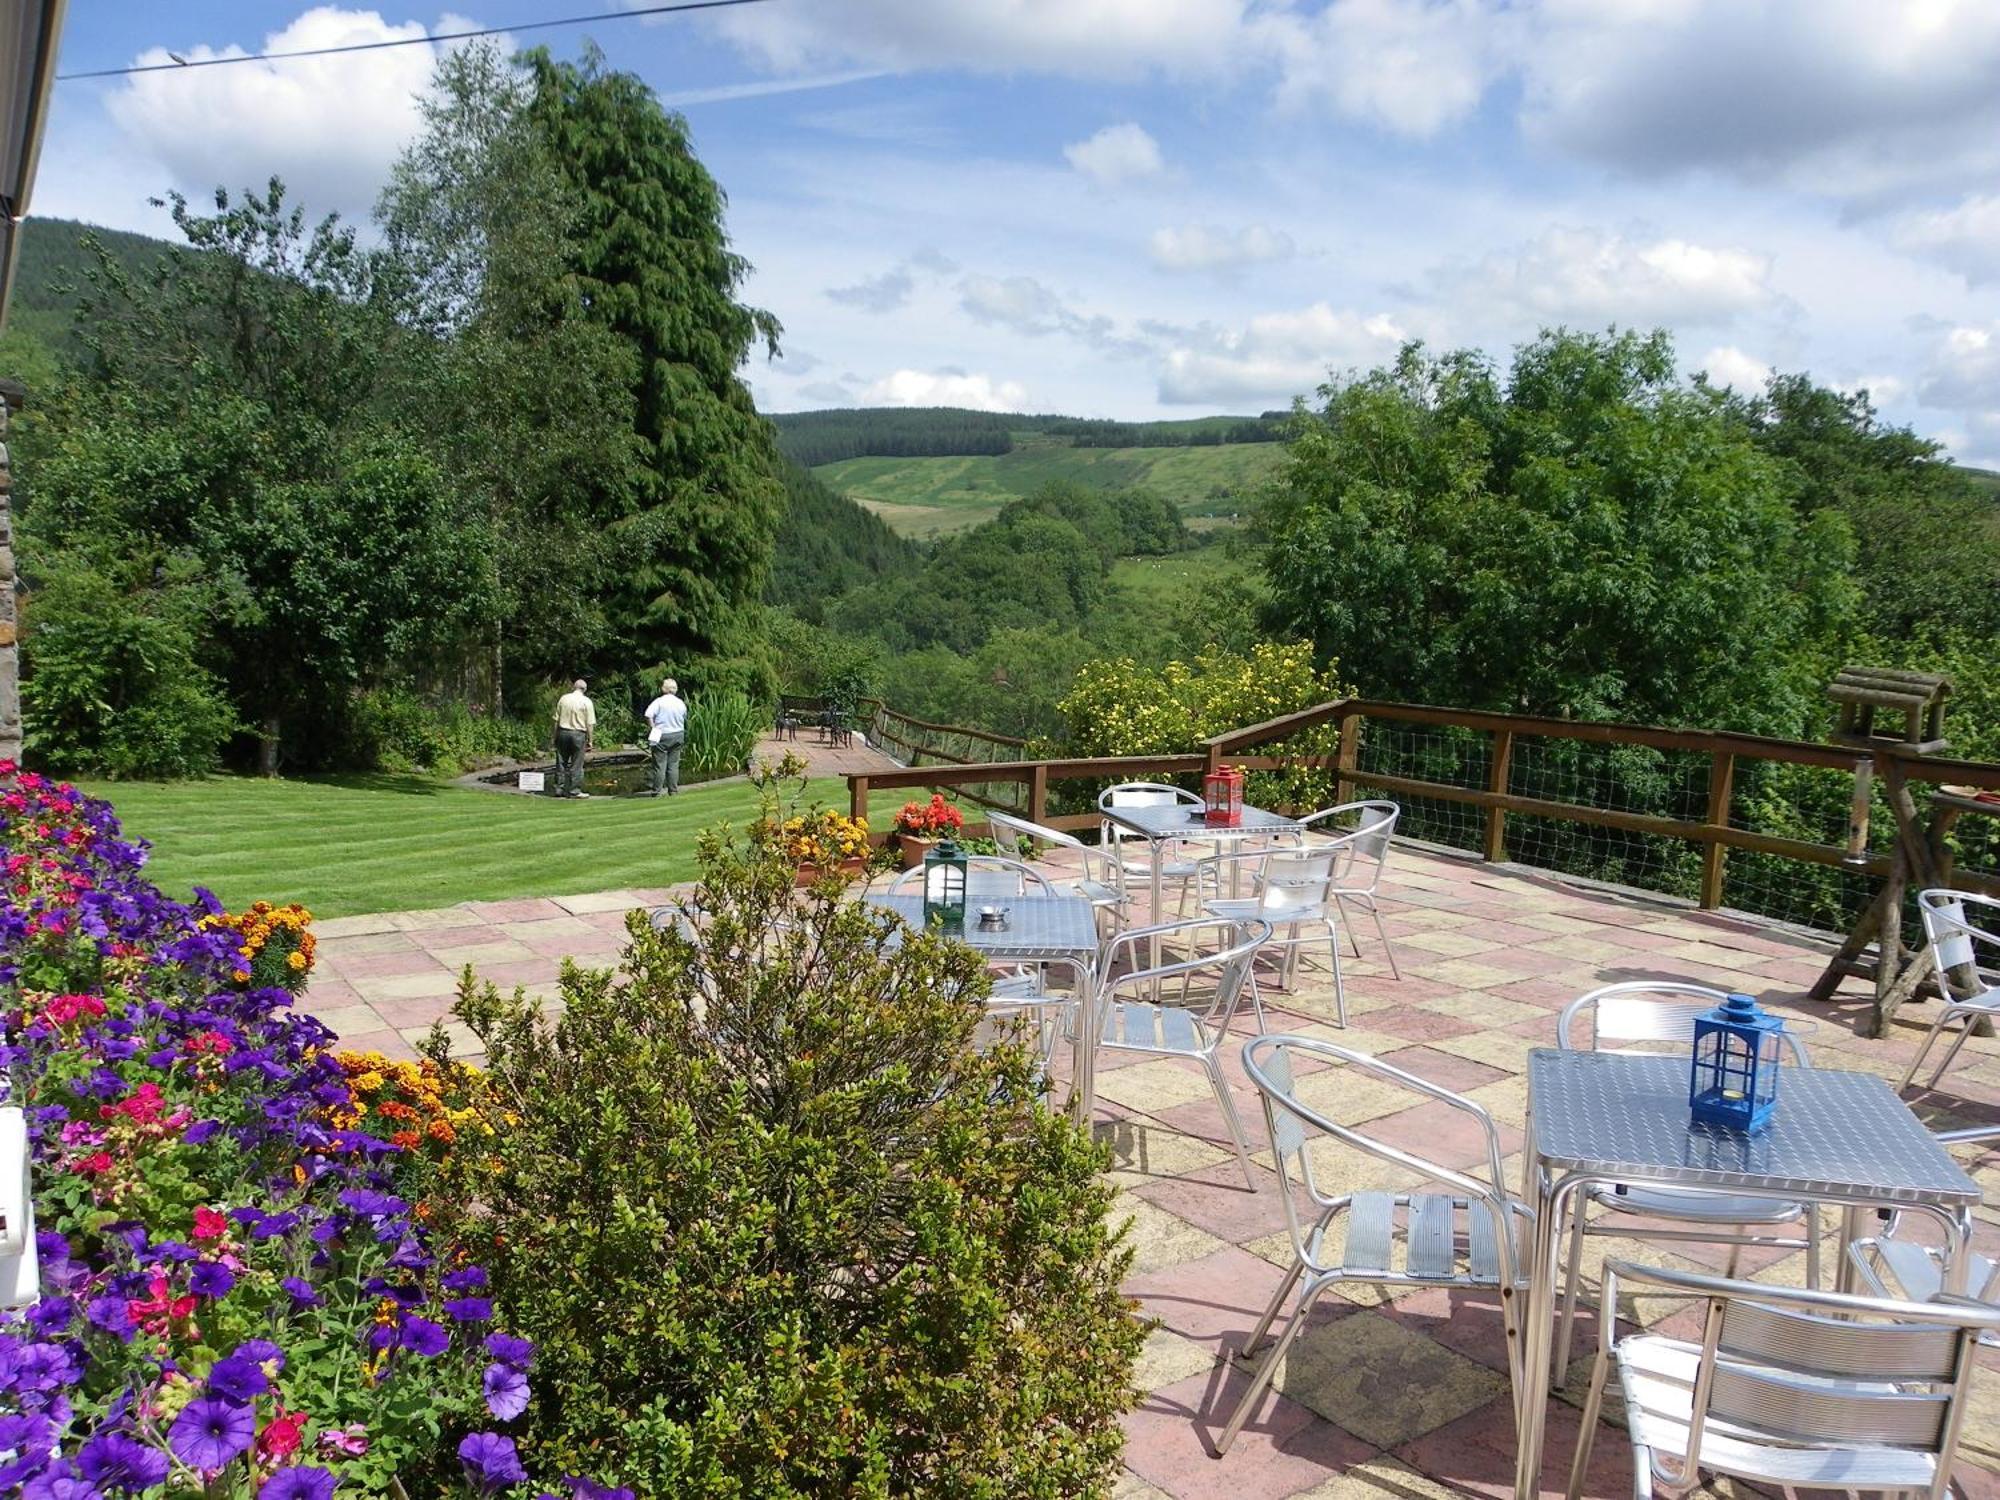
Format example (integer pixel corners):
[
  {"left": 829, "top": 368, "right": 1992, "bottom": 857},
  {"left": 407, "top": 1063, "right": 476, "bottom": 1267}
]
[
  {"left": 21, "top": 563, "right": 237, "bottom": 779},
  {"left": 200, "top": 898, "right": 319, "bottom": 991},
  {"left": 432, "top": 774, "right": 1142, "bottom": 1495},
  {"left": 343, "top": 687, "right": 541, "bottom": 773}
]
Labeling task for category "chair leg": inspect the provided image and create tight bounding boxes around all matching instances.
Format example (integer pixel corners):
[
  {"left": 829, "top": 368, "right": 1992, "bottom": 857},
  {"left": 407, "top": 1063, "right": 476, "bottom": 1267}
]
[
  {"left": 1245, "top": 968, "right": 1268, "bottom": 1034},
  {"left": 1901, "top": 1011, "right": 1953, "bottom": 1089},
  {"left": 1724, "top": 1232, "right": 1746, "bottom": 1279},
  {"left": 1237, "top": 1255, "right": 1307, "bottom": 1361},
  {"left": 1326, "top": 915, "right": 1347, "bottom": 1029},
  {"left": 1565, "top": 1342, "right": 1615, "bottom": 1500},
  {"left": 1802, "top": 1205, "right": 1821, "bottom": 1290},
  {"left": 1369, "top": 902, "right": 1402, "bottom": 980},
  {"left": 1206, "top": 1055, "right": 1258, "bottom": 1191},
  {"left": 1930, "top": 1011, "right": 1978, "bottom": 1089},
  {"left": 1215, "top": 1278, "right": 1330, "bottom": 1456},
  {"left": 1555, "top": 1203, "right": 1589, "bottom": 1380}
]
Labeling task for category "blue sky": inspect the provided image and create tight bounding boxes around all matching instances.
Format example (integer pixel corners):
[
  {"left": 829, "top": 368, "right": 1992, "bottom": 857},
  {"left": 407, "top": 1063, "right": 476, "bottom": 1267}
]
[{"left": 34, "top": 1, "right": 2000, "bottom": 466}]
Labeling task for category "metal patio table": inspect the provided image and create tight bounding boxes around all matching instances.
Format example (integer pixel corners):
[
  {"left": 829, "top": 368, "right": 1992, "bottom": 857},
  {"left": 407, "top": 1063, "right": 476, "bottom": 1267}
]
[
  {"left": 1512, "top": 1048, "right": 1982, "bottom": 1500},
  {"left": 1099, "top": 802, "right": 1300, "bottom": 993},
  {"left": 870, "top": 893, "right": 1103, "bottom": 1121}
]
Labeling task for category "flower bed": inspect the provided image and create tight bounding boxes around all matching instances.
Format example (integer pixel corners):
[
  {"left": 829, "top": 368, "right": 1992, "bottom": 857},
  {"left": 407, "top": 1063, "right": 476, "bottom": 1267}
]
[{"left": 0, "top": 764, "right": 619, "bottom": 1498}]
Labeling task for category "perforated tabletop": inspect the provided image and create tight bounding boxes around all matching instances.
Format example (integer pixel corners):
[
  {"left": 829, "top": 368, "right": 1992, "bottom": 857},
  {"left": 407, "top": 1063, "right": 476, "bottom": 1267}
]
[
  {"left": 1102, "top": 803, "right": 1300, "bottom": 841},
  {"left": 1527, "top": 1049, "right": 1979, "bottom": 1206},
  {"left": 870, "top": 894, "right": 1099, "bottom": 961}
]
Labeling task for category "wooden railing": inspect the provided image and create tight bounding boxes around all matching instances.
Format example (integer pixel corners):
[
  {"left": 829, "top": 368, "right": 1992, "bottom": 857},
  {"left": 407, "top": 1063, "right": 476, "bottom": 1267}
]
[
  {"left": 858, "top": 697, "right": 1028, "bottom": 769},
  {"left": 845, "top": 697, "right": 2000, "bottom": 914}
]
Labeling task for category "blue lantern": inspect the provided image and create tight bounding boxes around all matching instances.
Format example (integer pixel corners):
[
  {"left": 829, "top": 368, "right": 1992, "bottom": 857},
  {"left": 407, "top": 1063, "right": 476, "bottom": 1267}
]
[{"left": 1688, "top": 993, "right": 1785, "bottom": 1133}]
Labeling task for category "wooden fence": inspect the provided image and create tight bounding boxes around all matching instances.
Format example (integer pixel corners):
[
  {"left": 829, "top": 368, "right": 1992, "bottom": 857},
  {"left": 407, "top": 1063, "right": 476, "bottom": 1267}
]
[{"left": 845, "top": 697, "right": 2000, "bottom": 915}]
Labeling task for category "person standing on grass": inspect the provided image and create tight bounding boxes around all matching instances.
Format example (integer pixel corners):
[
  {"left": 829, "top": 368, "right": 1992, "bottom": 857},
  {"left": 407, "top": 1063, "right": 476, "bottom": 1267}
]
[
  {"left": 644, "top": 676, "right": 688, "bottom": 796},
  {"left": 552, "top": 678, "right": 595, "bottom": 799}
]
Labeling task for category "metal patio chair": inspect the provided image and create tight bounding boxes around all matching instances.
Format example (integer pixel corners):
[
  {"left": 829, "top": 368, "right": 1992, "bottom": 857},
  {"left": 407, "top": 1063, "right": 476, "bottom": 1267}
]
[
  {"left": 1089, "top": 916, "right": 1271, "bottom": 1189},
  {"left": 1197, "top": 841, "right": 1351, "bottom": 1029},
  {"left": 1553, "top": 982, "right": 1820, "bottom": 1372},
  {"left": 1847, "top": 1122, "right": 2000, "bottom": 1336},
  {"left": 1295, "top": 800, "right": 1402, "bottom": 978},
  {"left": 1900, "top": 890, "right": 2000, "bottom": 1091},
  {"left": 986, "top": 810, "right": 1128, "bottom": 928},
  {"left": 1568, "top": 1259, "right": 2000, "bottom": 1500},
  {"left": 1097, "top": 782, "right": 1218, "bottom": 920},
  {"left": 1215, "top": 1035, "right": 1530, "bottom": 1456}
]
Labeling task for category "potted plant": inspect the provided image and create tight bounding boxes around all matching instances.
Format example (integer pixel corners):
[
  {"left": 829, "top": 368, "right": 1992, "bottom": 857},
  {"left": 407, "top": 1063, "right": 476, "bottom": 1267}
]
[
  {"left": 774, "top": 808, "right": 873, "bottom": 885},
  {"left": 894, "top": 794, "right": 966, "bottom": 868}
]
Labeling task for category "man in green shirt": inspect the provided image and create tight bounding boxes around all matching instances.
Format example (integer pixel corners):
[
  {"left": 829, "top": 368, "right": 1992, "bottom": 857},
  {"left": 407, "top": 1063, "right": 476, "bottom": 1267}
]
[{"left": 552, "top": 679, "right": 595, "bottom": 798}]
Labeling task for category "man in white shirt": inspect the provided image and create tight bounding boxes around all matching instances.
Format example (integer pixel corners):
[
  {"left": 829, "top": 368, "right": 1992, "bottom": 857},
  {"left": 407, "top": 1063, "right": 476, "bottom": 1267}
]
[
  {"left": 551, "top": 679, "right": 595, "bottom": 799},
  {"left": 643, "top": 677, "right": 688, "bottom": 796}
]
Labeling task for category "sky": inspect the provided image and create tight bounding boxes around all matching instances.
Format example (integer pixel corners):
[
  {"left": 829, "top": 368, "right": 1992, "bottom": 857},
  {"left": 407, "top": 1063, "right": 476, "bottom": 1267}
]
[{"left": 31, "top": 1, "right": 2000, "bottom": 467}]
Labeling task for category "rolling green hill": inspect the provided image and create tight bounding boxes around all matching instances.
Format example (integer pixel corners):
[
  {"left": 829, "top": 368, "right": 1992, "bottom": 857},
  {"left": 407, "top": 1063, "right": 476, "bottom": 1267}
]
[{"left": 814, "top": 441, "right": 1284, "bottom": 538}]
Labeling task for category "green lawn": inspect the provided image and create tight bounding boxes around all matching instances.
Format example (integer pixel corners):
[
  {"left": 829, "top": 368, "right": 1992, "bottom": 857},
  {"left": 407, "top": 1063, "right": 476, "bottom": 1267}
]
[
  {"left": 76, "top": 772, "right": 843, "bottom": 919},
  {"left": 814, "top": 442, "right": 1283, "bottom": 538}
]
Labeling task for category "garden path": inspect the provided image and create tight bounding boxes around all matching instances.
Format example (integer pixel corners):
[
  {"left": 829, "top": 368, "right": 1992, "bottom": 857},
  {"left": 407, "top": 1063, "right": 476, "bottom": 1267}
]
[{"left": 297, "top": 845, "right": 2000, "bottom": 1500}]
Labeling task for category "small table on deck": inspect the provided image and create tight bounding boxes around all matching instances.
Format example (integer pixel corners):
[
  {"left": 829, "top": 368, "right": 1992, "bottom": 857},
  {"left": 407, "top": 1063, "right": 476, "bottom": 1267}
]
[
  {"left": 1099, "top": 802, "right": 1301, "bottom": 983},
  {"left": 1513, "top": 1048, "right": 1982, "bottom": 1500},
  {"left": 869, "top": 893, "right": 1103, "bottom": 1121}
]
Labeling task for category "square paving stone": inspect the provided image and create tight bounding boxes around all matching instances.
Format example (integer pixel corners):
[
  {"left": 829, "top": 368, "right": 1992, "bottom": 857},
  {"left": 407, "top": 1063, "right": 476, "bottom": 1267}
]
[
  {"left": 1122, "top": 1365, "right": 1380, "bottom": 1500},
  {"left": 1098, "top": 1119, "right": 1234, "bottom": 1188},
  {"left": 1135, "top": 1326, "right": 1223, "bottom": 1394},
  {"left": 1272, "top": 1307, "right": 1507, "bottom": 1450},
  {"left": 1099, "top": 1058, "right": 1230, "bottom": 1114},
  {"left": 1115, "top": 1194, "right": 1232, "bottom": 1277}
]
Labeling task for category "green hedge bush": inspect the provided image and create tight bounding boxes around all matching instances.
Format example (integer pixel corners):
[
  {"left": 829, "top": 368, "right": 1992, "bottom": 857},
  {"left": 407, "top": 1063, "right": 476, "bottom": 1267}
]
[
  {"left": 432, "top": 773, "right": 1142, "bottom": 1495},
  {"left": 343, "top": 686, "right": 541, "bottom": 773}
]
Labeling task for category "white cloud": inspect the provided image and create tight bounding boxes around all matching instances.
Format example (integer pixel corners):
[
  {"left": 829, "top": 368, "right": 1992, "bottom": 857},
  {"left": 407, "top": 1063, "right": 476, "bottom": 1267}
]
[
  {"left": 1149, "top": 223, "right": 1296, "bottom": 273},
  {"left": 955, "top": 273, "right": 1146, "bottom": 355},
  {"left": 1062, "top": 123, "right": 1164, "bottom": 187},
  {"left": 861, "top": 368, "right": 1030, "bottom": 411},
  {"left": 826, "top": 267, "right": 916, "bottom": 313},
  {"left": 1846, "top": 372, "right": 1910, "bottom": 406},
  {"left": 1698, "top": 345, "right": 1769, "bottom": 393},
  {"left": 1893, "top": 194, "right": 2000, "bottom": 285},
  {"left": 1155, "top": 304, "right": 1409, "bottom": 406},
  {"left": 101, "top": 8, "right": 483, "bottom": 225},
  {"left": 1517, "top": 1, "right": 2000, "bottom": 205},
  {"left": 709, "top": 0, "right": 1257, "bottom": 81},
  {"left": 1260, "top": 0, "right": 1506, "bottom": 137},
  {"left": 1918, "top": 323, "right": 2000, "bottom": 412},
  {"left": 1429, "top": 227, "right": 1779, "bottom": 330}
]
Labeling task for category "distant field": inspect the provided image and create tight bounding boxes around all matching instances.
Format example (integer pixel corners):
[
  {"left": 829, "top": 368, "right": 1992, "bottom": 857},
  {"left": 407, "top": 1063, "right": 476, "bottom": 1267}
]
[
  {"left": 816, "top": 442, "right": 1284, "bottom": 538},
  {"left": 1108, "top": 543, "right": 1256, "bottom": 602}
]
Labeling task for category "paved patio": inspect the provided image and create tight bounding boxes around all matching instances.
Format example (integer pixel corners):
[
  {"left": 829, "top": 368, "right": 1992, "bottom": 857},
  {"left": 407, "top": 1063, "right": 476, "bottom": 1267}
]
[{"left": 296, "top": 841, "right": 2000, "bottom": 1499}]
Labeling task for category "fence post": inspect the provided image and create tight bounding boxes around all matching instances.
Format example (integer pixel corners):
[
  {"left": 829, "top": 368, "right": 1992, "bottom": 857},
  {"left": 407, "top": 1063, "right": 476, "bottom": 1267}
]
[
  {"left": 1699, "top": 751, "right": 1735, "bottom": 909},
  {"left": 1335, "top": 710, "right": 1363, "bottom": 806},
  {"left": 850, "top": 775, "right": 869, "bottom": 831},
  {"left": 1028, "top": 762, "right": 1049, "bottom": 827},
  {"left": 1483, "top": 730, "right": 1514, "bottom": 863}
]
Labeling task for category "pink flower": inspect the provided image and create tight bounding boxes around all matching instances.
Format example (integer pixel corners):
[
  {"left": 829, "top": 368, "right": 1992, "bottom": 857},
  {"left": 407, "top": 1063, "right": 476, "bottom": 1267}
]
[{"left": 193, "top": 1207, "right": 228, "bottom": 1242}]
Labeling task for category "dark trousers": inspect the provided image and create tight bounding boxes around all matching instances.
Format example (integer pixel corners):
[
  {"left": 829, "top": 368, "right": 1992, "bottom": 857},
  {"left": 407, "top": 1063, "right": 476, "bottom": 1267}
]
[
  {"left": 649, "top": 733, "right": 685, "bottom": 795},
  {"left": 554, "top": 728, "right": 587, "bottom": 796}
]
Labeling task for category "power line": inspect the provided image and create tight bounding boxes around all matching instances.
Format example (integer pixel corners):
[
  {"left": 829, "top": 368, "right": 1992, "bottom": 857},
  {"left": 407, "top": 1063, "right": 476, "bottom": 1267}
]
[{"left": 57, "top": 0, "right": 776, "bottom": 82}]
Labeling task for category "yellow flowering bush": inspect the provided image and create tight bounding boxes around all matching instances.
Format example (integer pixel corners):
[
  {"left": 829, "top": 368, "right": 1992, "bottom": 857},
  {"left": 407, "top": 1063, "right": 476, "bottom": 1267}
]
[
  {"left": 1057, "top": 641, "right": 1350, "bottom": 809},
  {"left": 197, "top": 899, "right": 317, "bottom": 993}
]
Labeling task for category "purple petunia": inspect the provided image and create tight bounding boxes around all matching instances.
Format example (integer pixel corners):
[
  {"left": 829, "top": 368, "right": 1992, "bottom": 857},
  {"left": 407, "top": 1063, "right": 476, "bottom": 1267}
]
[
  {"left": 188, "top": 1262, "right": 235, "bottom": 1300},
  {"left": 399, "top": 1316, "right": 450, "bottom": 1357},
  {"left": 457, "top": 1432, "right": 527, "bottom": 1492},
  {"left": 234, "top": 1339, "right": 284, "bottom": 1370},
  {"left": 483, "top": 1362, "right": 530, "bottom": 1421},
  {"left": 205, "top": 1354, "right": 269, "bottom": 1403},
  {"left": 444, "top": 1297, "right": 493, "bottom": 1323},
  {"left": 168, "top": 1396, "right": 255, "bottom": 1470},
  {"left": 76, "top": 1431, "right": 169, "bottom": 1491},
  {"left": 441, "top": 1265, "right": 488, "bottom": 1293},
  {"left": 84, "top": 1296, "right": 136, "bottom": 1343},
  {"left": 257, "top": 1467, "right": 337, "bottom": 1500},
  {"left": 484, "top": 1332, "right": 533, "bottom": 1371},
  {"left": 279, "top": 1276, "right": 320, "bottom": 1309},
  {"left": 21, "top": 1467, "right": 102, "bottom": 1500},
  {"left": 565, "top": 1478, "right": 637, "bottom": 1500}
]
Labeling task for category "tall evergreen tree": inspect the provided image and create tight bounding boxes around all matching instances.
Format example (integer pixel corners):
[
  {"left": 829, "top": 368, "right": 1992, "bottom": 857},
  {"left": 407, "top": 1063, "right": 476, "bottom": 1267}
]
[{"left": 521, "top": 46, "right": 784, "bottom": 671}]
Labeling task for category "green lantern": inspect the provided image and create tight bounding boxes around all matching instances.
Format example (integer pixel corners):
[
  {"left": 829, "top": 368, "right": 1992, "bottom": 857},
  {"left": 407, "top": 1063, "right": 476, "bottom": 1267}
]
[{"left": 923, "top": 836, "right": 968, "bottom": 933}]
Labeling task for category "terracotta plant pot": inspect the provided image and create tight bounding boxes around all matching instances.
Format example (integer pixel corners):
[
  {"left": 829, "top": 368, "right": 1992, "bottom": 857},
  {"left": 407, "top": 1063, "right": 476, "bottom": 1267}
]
[
  {"left": 796, "top": 857, "right": 867, "bottom": 888},
  {"left": 897, "top": 833, "right": 935, "bottom": 869}
]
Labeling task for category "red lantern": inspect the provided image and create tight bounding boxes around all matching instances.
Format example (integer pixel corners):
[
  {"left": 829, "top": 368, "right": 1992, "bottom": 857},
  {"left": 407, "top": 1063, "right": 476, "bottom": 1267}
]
[{"left": 1203, "top": 766, "right": 1244, "bottom": 826}]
